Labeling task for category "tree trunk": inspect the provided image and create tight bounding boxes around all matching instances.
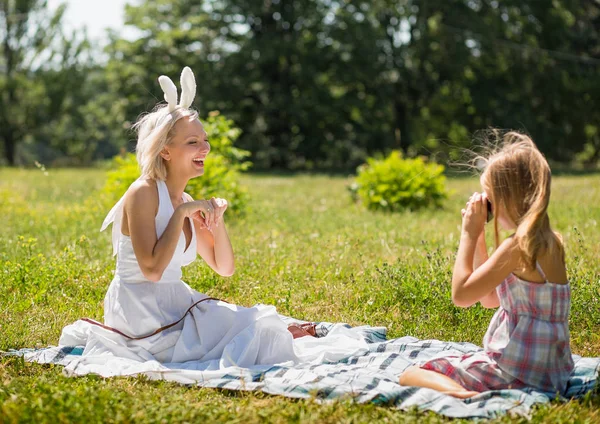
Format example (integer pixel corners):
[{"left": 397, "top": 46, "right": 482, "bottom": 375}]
[
  {"left": 2, "top": 1, "right": 17, "bottom": 166},
  {"left": 1, "top": 131, "right": 16, "bottom": 165},
  {"left": 394, "top": 100, "right": 410, "bottom": 152}
]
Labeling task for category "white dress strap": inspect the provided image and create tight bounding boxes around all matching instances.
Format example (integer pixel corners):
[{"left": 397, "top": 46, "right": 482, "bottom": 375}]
[
  {"left": 156, "top": 179, "right": 172, "bottom": 212},
  {"left": 100, "top": 177, "right": 142, "bottom": 256},
  {"left": 535, "top": 261, "right": 547, "bottom": 281}
]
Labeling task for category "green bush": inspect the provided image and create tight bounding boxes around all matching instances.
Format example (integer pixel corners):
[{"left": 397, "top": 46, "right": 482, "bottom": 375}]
[
  {"left": 101, "top": 111, "right": 251, "bottom": 214},
  {"left": 350, "top": 151, "right": 447, "bottom": 211}
]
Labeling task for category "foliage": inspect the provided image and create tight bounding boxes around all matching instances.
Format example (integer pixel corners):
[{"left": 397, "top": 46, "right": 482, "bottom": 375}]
[
  {"left": 98, "top": 0, "right": 600, "bottom": 170},
  {"left": 0, "top": 0, "right": 101, "bottom": 166},
  {"left": 33, "top": 69, "right": 129, "bottom": 166},
  {"left": 5, "top": 1, "right": 600, "bottom": 169},
  {"left": 101, "top": 112, "right": 251, "bottom": 214},
  {"left": 351, "top": 151, "right": 448, "bottom": 211}
]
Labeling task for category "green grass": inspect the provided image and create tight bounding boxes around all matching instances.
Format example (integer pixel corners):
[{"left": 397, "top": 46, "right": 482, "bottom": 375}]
[{"left": 1, "top": 168, "right": 599, "bottom": 423}]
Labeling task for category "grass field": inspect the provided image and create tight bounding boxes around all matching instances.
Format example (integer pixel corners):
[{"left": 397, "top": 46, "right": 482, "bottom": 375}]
[{"left": 1, "top": 168, "right": 599, "bottom": 423}]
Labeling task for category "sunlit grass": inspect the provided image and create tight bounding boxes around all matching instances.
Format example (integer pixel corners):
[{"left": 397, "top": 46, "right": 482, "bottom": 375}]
[{"left": 1, "top": 168, "right": 599, "bottom": 422}]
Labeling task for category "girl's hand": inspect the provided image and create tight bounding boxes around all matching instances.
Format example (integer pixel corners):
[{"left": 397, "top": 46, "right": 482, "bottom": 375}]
[
  {"left": 461, "top": 192, "right": 487, "bottom": 238},
  {"left": 178, "top": 200, "right": 216, "bottom": 230},
  {"left": 209, "top": 197, "right": 228, "bottom": 227}
]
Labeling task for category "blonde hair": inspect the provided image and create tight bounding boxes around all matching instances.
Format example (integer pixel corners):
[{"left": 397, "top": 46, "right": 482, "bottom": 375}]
[
  {"left": 132, "top": 105, "right": 199, "bottom": 180},
  {"left": 480, "top": 131, "right": 564, "bottom": 269}
]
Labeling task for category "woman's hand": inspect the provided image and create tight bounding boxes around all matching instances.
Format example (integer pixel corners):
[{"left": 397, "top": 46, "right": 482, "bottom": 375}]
[
  {"left": 209, "top": 197, "right": 228, "bottom": 228},
  {"left": 177, "top": 200, "right": 216, "bottom": 230},
  {"left": 190, "top": 196, "right": 235, "bottom": 277},
  {"left": 461, "top": 192, "right": 488, "bottom": 239}
]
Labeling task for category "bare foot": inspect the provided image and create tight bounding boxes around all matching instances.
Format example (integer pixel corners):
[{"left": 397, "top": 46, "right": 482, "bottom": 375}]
[{"left": 442, "top": 390, "right": 480, "bottom": 399}]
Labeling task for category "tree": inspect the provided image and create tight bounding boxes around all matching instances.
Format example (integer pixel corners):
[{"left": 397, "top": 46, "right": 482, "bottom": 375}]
[
  {"left": 61, "top": 0, "right": 600, "bottom": 169},
  {"left": 1, "top": 0, "right": 63, "bottom": 164},
  {"left": 0, "top": 0, "right": 100, "bottom": 166}
]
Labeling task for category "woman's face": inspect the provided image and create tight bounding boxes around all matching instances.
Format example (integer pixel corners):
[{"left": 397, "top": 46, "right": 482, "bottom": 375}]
[{"left": 163, "top": 117, "right": 210, "bottom": 178}]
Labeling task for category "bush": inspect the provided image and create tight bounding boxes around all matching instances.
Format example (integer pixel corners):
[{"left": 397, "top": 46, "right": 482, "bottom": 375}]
[
  {"left": 101, "top": 111, "right": 251, "bottom": 215},
  {"left": 350, "top": 151, "right": 447, "bottom": 211}
]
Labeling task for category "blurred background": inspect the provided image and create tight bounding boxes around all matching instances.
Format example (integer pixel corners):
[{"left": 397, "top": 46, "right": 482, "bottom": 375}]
[{"left": 1, "top": 0, "right": 599, "bottom": 171}]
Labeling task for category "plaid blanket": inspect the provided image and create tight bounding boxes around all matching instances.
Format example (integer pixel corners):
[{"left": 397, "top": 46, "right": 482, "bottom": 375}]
[{"left": 3, "top": 318, "right": 599, "bottom": 419}]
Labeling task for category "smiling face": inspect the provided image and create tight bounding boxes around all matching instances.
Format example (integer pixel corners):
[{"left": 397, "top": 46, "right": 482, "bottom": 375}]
[{"left": 161, "top": 116, "right": 210, "bottom": 179}]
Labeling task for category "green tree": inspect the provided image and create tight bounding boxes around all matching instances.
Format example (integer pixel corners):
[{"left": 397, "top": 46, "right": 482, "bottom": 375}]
[
  {"left": 83, "top": 0, "right": 600, "bottom": 168},
  {"left": 1, "top": 0, "right": 61, "bottom": 164},
  {"left": 0, "top": 0, "right": 97, "bottom": 165}
]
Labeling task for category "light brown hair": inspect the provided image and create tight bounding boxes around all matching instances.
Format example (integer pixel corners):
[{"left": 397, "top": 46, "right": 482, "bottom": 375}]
[{"left": 480, "top": 131, "right": 564, "bottom": 269}]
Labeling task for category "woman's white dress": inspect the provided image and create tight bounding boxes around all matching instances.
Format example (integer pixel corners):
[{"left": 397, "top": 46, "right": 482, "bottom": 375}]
[{"left": 59, "top": 180, "right": 367, "bottom": 377}]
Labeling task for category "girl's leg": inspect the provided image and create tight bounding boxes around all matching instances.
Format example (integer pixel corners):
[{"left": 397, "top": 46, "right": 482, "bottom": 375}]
[{"left": 399, "top": 366, "right": 479, "bottom": 398}]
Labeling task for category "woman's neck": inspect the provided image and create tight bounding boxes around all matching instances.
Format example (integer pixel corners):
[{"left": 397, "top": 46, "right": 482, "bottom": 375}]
[{"left": 164, "top": 176, "right": 188, "bottom": 202}]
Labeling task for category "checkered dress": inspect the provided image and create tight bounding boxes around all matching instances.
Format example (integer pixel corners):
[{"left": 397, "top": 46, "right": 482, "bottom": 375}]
[{"left": 421, "top": 265, "right": 574, "bottom": 394}]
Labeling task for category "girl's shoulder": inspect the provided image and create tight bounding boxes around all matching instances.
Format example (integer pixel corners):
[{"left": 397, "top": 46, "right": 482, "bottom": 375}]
[
  {"left": 503, "top": 235, "right": 568, "bottom": 285},
  {"left": 531, "top": 249, "right": 569, "bottom": 285},
  {"left": 492, "top": 236, "right": 526, "bottom": 278},
  {"left": 495, "top": 235, "right": 521, "bottom": 261}
]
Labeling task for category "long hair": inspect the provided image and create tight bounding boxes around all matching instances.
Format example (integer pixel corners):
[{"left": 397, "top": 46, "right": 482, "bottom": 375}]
[
  {"left": 480, "top": 132, "right": 564, "bottom": 269},
  {"left": 132, "top": 105, "right": 199, "bottom": 181}
]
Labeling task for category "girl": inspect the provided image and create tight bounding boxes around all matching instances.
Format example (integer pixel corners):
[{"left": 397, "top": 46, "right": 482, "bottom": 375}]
[
  {"left": 399, "top": 132, "right": 574, "bottom": 398},
  {"left": 60, "top": 67, "right": 304, "bottom": 368}
]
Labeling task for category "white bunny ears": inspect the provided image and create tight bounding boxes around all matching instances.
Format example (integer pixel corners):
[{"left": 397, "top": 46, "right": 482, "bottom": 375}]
[{"left": 157, "top": 66, "right": 197, "bottom": 112}]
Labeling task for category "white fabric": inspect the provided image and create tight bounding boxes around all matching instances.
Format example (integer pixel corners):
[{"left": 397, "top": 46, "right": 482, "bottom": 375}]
[
  {"left": 178, "top": 67, "right": 196, "bottom": 109},
  {"left": 156, "top": 66, "right": 196, "bottom": 113},
  {"left": 60, "top": 180, "right": 367, "bottom": 379},
  {"left": 158, "top": 76, "right": 178, "bottom": 112}
]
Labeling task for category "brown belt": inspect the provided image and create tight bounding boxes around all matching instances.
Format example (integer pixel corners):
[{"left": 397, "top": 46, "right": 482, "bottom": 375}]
[{"left": 81, "top": 296, "right": 223, "bottom": 341}]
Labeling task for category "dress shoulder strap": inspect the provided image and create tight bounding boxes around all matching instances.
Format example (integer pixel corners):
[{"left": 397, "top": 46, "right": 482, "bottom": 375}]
[
  {"left": 100, "top": 177, "right": 146, "bottom": 256},
  {"left": 155, "top": 179, "right": 175, "bottom": 217},
  {"left": 155, "top": 179, "right": 169, "bottom": 201},
  {"left": 100, "top": 194, "right": 126, "bottom": 257},
  {"left": 535, "top": 261, "right": 547, "bottom": 281}
]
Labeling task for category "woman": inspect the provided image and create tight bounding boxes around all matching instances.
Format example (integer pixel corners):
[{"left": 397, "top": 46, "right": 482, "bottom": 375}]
[{"left": 60, "top": 67, "right": 309, "bottom": 369}]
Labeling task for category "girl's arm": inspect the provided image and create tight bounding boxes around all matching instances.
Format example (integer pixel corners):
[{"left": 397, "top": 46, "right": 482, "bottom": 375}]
[
  {"left": 473, "top": 231, "right": 488, "bottom": 269},
  {"left": 187, "top": 194, "right": 235, "bottom": 277},
  {"left": 452, "top": 193, "right": 518, "bottom": 307},
  {"left": 473, "top": 231, "right": 500, "bottom": 308},
  {"left": 453, "top": 236, "right": 518, "bottom": 307},
  {"left": 458, "top": 194, "right": 499, "bottom": 308}
]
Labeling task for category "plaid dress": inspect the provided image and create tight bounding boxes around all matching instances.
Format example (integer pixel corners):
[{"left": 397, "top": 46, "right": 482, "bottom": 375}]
[{"left": 420, "top": 265, "right": 574, "bottom": 394}]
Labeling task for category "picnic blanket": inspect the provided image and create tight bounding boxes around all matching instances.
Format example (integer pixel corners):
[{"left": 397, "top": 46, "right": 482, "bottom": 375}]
[{"left": 3, "top": 316, "right": 599, "bottom": 419}]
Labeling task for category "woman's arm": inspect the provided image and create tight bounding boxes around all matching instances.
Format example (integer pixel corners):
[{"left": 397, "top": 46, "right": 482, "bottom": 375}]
[
  {"left": 125, "top": 182, "right": 215, "bottom": 282},
  {"left": 187, "top": 194, "right": 235, "bottom": 277},
  {"left": 124, "top": 181, "right": 186, "bottom": 282},
  {"left": 193, "top": 222, "right": 235, "bottom": 277}
]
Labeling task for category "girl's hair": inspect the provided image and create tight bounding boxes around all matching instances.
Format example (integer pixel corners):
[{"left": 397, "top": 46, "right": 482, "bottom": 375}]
[
  {"left": 479, "top": 131, "right": 564, "bottom": 269},
  {"left": 132, "top": 105, "right": 199, "bottom": 181}
]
